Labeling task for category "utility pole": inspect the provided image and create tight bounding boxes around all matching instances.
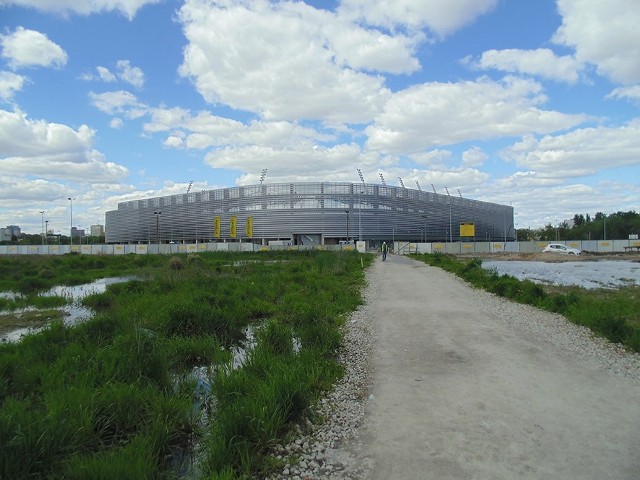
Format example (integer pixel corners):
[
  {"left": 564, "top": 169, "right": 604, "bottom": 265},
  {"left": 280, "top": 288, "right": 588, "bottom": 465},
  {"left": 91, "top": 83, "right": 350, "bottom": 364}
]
[{"left": 154, "top": 211, "right": 162, "bottom": 244}]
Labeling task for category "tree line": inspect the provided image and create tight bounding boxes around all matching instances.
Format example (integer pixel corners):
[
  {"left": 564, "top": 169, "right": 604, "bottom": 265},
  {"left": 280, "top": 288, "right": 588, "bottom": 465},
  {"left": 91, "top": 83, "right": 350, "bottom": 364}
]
[{"left": 519, "top": 210, "right": 640, "bottom": 241}]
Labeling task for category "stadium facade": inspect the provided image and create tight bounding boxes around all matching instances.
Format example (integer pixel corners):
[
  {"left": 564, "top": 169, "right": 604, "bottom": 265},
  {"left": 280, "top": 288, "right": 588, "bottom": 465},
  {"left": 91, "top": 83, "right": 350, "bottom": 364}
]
[{"left": 105, "top": 182, "right": 514, "bottom": 246}]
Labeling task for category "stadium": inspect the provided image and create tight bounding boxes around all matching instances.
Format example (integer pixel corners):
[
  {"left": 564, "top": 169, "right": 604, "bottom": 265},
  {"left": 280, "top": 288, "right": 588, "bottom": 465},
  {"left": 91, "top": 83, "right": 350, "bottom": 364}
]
[{"left": 105, "top": 182, "right": 514, "bottom": 246}]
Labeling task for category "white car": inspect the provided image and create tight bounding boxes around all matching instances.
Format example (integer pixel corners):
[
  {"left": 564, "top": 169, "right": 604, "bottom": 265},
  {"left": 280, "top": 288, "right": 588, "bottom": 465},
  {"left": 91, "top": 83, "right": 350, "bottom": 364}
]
[{"left": 542, "top": 243, "right": 581, "bottom": 255}]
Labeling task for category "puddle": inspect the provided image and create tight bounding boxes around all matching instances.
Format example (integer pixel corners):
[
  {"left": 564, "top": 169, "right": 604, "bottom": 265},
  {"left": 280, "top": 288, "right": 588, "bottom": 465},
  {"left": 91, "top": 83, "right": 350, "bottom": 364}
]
[
  {"left": 172, "top": 325, "right": 301, "bottom": 478},
  {"left": 0, "top": 276, "right": 135, "bottom": 343},
  {"left": 482, "top": 260, "right": 640, "bottom": 289}
]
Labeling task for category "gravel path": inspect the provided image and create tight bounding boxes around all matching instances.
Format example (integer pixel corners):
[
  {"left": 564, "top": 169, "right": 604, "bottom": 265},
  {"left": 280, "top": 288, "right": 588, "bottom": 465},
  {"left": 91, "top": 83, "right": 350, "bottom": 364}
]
[{"left": 268, "top": 254, "right": 640, "bottom": 479}]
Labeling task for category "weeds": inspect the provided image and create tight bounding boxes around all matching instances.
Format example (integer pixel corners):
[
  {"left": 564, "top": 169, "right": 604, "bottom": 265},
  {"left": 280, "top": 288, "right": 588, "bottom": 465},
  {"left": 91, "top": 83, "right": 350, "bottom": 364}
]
[{"left": 0, "top": 250, "right": 373, "bottom": 479}]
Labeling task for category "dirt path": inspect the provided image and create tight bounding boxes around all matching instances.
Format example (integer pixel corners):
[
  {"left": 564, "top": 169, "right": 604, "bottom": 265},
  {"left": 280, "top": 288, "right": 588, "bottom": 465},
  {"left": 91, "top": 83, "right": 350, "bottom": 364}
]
[{"left": 345, "top": 254, "right": 640, "bottom": 479}]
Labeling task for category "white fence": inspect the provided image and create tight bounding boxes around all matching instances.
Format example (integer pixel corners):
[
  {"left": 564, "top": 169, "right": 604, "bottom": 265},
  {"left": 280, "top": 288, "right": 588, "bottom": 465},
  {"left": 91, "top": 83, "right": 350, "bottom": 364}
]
[
  {"left": 394, "top": 239, "right": 640, "bottom": 255},
  {"left": 1, "top": 239, "right": 638, "bottom": 256}
]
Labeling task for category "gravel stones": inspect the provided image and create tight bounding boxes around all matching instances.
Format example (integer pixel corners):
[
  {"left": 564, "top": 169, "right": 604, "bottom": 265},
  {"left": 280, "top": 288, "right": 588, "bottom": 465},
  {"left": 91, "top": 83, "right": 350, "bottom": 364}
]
[
  {"left": 266, "top": 272, "right": 379, "bottom": 480},
  {"left": 266, "top": 261, "right": 639, "bottom": 479}
]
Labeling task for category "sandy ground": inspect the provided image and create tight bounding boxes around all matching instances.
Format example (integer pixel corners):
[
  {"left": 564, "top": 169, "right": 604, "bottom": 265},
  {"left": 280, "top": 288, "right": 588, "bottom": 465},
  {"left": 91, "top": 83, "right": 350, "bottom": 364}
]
[{"left": 343, "top": 254, "right": 639, "bottom": 479}]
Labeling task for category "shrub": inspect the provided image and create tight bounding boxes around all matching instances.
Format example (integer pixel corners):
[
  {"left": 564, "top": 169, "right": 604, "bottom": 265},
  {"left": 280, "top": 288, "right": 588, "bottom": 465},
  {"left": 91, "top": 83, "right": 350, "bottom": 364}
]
[{"left": 169, "top": 256, "right": 184, "bottom": 270}]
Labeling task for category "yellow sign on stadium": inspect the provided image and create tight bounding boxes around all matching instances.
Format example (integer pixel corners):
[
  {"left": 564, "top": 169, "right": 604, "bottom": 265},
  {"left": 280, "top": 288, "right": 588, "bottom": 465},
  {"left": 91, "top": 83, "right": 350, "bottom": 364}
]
[{"left": 460, "top": 222, "right": 475, "bottom": 237}]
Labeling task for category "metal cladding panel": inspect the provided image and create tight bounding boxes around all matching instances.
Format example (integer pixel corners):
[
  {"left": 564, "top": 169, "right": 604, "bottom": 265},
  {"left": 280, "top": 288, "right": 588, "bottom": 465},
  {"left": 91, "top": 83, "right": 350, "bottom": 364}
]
[{"left": 105, "top": 182, "right": 514, "bottom": 244}]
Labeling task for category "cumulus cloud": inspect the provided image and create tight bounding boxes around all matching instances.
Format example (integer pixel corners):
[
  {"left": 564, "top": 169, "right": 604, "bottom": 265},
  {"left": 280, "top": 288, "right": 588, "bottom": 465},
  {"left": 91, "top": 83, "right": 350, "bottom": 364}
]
[
  {"left": 464, "top": 48, "right": 582, "bottom": 83},
  {"left": 178, "top": 0, "right": 394, "bottom": 123},
  {"left": 116, "top": 60, "right": 144, "bottom": 87},
  {"left": 1, "top": 0, "right": 161, "bottom": 20},
  {"left": 0, "top": 176, "right": 67, "bottom": 204},
  {"left": 0, "top": 108, "right": 128, "bottom": 182},
  {"left": 607, "top": 84, "right": 640, "bottom": 104},
  {"left": 0, "top": 71, "right": 25, "bottom": 100},
  {"left": 462, "top": 146, "right": 488, "bottom": 167},
  {"left": 144, "top": 106, "right": 331, "bottom": 150},
  {"left": 553, "top": 0, "right": 640, "bottom": 84},
  {"left": 409, "top": 149, "right": 453, "bottom": 168},
  {"left": 204, "top": 143, "right": 375, "bottom": 183},
  {"left": 338, "top": 0, "right": 499, "bottom": 38},
  {"left": 366, "top": 76, "right": 587, "bottom": 154},
  {"left": 88, "top": 90, "right": 147, "bottom": 118},
  {"left": 81, "top": 61, "right": 144, "bottom": 87},
  {"left": 501, "top": 120, "right": 640, "bottom": 178},
  {"left": 0, "top": 27, "right": 67, "bottom": 69}
]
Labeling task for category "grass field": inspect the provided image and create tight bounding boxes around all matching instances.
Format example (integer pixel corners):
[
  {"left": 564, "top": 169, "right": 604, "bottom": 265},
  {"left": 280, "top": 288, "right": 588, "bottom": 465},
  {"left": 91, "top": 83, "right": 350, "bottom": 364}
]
[{"left": 0, "top": 251, "right": 372, "bottom": 479}]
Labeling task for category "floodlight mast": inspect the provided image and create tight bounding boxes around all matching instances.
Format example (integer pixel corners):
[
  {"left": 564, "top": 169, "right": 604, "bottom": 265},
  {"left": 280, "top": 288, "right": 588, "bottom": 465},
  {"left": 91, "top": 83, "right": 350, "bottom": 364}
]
[
  {"left": 357, "top": 169, "right": 365, "bottom": 241},
  {"left": 378, "top": 173, "right": 386, "bottom": 186},
  {"left": 398, "top": 177, "right": 405, "bottom": 188},
  {"left": 431, "top": 184, "right": 436, "bottom": 194},
  {"left": 67, "top": 197, "right": 75, "bottom": 246},
  {"left": 40, "top": 210, "right": 45, "bottom": 245},
  {"left": 260, "top": 169, "right": 268, "bottom": 185},
  {"left": 415, "top": 180, "right": 421, "bottom": 191},
  {"left": 445, "top": 187, "right": 452, "bottom": 243}
]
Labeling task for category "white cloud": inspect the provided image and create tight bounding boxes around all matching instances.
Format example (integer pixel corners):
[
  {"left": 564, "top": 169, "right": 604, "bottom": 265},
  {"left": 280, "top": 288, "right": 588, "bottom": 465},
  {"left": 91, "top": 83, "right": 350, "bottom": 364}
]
[
  {"left": 0, "top": 71, "right": 25, "bottom": 100},
  {"left": 163, "top": 135, "right": 184, "bottom": 148},
  {"left": 109, "top": 117, "right": 123, "bottom": 129},
  {"left": 97, "top": 66, "right": 116, "bottom": 82},
  {"left": 144, "top": 106, "right": 332, "bottom": 149},
  {"left": 116, "top": 60, "right": 144, "bottom": 88},
  {"left": 1, "top": 0, "right": 161, "bottom": 20},
  {"left": 178, "top": 0, "right": 392, "bottom": 123},
  {"left": 0, "top": 27, "right": 67, "bottom": 69},
  {"left": 461, "top": 146, "right": 488, "bottom": 167},
  {"left": 338, "top": 0, "right": 499, "bottom": 38},
  {"left": 409, "top": 149, "right": 453, "bottom": 168},
  {"left": 81, "top": 61, "right": 144, "bottom": 87},
  {"left": 553, "top": 0, "right": 640, "bottom": 84},
  {"left": 366, "top": 76, "right": 587, "bottom": 154},
  {"left": 607, "top": 84, "right": 640, "bottom": 104},
  {"left": 0, "top": 176, "right": 68, "bottom": 205},
  {"left": 88, "top": 90, "right": 146, "bottom": 117},
  {"left": 465, "top": 49, "right": 582, "bottom": 83},
  {"left": 0, "top": 108, "right": 128, "bottom": 182},
  {"left": 205, "top": 143, "right": 375, "bottom": 182},
  {"left": 501, "top": 120, "right": 640, "bottom": 178}
]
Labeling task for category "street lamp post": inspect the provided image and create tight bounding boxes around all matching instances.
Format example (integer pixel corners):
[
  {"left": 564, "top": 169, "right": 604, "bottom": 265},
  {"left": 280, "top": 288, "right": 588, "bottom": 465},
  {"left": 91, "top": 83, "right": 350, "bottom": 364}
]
[
  {"left": 445, "top": 188, "right": 452, "bottom": 242},
  {"left": 357, "top": 169, "right": 365, "bottom": 242},
  {"left": 154, "top": 211, "right": 162, "bottom": 244},
  {"left": 344, "top": 210, "right": 349, "bottom": 242},
  {"left": 358, "top": 191, "right": 362, "bottom": 241},
  {"left": 39, "top": 211, "right": 45, "bottom": 245},
  {"left": 45, "top": 220, "right": 49, "bottom": 245},
  {"left": 67, "top": 197, "right": 75, "bottom": 246}
]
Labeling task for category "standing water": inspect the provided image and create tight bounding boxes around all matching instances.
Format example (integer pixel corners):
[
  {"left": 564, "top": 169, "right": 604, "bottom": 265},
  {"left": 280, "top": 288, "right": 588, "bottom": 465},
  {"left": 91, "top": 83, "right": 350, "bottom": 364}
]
[{"left": 0, "top": 276, "right": 135, "bottom": 342}]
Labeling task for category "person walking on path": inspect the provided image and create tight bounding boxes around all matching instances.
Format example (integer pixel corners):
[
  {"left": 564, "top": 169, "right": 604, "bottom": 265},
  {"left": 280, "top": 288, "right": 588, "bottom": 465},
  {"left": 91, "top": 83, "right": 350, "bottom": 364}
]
[{"left": 381, "top": 241, "right": 389, "bottom": 261}]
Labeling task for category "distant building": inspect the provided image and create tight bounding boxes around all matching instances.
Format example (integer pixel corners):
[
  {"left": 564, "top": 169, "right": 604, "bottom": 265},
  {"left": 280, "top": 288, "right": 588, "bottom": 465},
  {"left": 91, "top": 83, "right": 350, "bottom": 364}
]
[
  {"left": 71, "top": 227, "right": 85, "bottom": 238},
  {"left": 90, "top": 224, "right": 105, "bottom": 236},
  {"left": 0, "top": 225, "right": 21, "bottom": 241}
]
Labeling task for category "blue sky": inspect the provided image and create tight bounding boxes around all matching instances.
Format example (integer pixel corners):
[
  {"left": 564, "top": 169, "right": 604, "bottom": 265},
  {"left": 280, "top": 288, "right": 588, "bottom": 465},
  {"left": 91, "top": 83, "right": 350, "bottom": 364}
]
[{"left": 1, "top": 0, "right": 639, "bottom": 236}]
